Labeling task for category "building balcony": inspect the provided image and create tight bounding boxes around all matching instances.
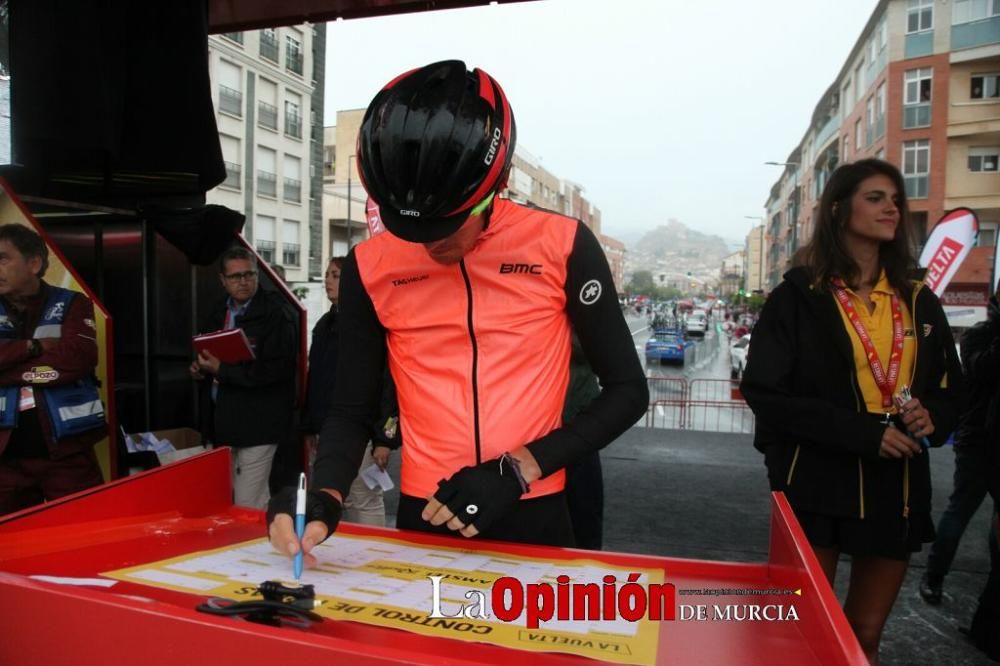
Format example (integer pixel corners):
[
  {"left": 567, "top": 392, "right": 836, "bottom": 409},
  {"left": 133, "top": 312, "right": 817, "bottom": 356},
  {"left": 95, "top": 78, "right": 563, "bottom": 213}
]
[
  {"left": 283, "top": 243, "right": 301, "bottom": 267},
  {"left": 257, "top": 170, "right": 277, "bottom": 198},
  {"left": 903, "top": 103, "right": 931, "bottom": 129},
  {"left": 814, "top": 113, "right": 842, "bottom": 150},
  {"left": 222, "top": 161, "right": 241, "bottom": 189},
  {"left": 283, "top": 177, "right": 301, "bottom": 203},
  {"left": 952, "top": 16, "right": 1000, "bottom": 51},
  {"left": 256, "top": 240, "right": 275, "bottom": 264},
  {"left": 260, "top": 33, "right": 279, "bottom": 63},
  {"left": 222, "top": 32, "right": 243, "bottom": 45},
  {"left": 285, "top": 113, "right": 302, "bottom": 139},
  {"left": 218, "top": 85, "right": 242, "bottom": 117},
  {"left": 258, "top": 102, "right": 278, "bottom": 130},
  {"left": 904, "top": 31, "right": 933, "bottom": 59}
]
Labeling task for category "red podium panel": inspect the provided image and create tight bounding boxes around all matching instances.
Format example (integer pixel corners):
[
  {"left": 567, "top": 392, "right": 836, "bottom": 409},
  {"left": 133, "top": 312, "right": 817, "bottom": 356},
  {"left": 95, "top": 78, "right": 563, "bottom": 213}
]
[{"left": 0, "top": 450, "right": 864, "bottom": 665}]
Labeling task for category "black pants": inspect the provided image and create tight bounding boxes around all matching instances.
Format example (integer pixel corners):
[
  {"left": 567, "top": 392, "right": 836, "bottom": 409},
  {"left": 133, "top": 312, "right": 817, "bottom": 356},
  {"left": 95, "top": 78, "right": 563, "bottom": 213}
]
[
  {"left": 565, "top": 451, "right": 604, "bottom": 550},
  {"left": 396, "top": 492, "right": 575, "bottom": 547},
  {"left": 969, "top": 504, "right": 1000, "bottom": 660},
  {"left": 927, "top": 444, "right": 988, "bottom": 579}
]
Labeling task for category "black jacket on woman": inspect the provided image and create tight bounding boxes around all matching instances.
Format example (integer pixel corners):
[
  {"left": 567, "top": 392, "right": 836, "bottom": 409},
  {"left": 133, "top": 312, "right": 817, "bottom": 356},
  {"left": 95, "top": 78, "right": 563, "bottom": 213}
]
[
  {"left": 958, "top": 297, "right": 1000, "bottom": 501},
  {"left": 302, "top": 306, "right": 400, "bottom": 449},
  {"left": 741, "top": 267, "right": 963, "bottom": 521}
]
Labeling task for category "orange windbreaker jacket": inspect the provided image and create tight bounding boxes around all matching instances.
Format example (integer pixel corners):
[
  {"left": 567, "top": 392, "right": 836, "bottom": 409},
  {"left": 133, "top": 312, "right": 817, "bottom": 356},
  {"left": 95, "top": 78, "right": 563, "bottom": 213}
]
[{"left": 313, "top": 199, "right": 648, "bottom": 502}]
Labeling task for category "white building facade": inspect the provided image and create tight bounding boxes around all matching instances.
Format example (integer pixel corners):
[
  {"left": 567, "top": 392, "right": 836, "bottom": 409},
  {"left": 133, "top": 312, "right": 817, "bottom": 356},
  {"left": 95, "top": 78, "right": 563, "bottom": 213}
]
[{"left": 206, "top": 27, "right": 317, "bottom": 283}]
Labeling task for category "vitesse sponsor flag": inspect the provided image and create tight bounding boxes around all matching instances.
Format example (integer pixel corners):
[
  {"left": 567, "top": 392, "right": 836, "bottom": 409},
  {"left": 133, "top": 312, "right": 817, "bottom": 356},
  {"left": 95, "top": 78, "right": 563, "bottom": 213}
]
[{"left": 919, "top": 207, "right": 979, "bottom": 297}]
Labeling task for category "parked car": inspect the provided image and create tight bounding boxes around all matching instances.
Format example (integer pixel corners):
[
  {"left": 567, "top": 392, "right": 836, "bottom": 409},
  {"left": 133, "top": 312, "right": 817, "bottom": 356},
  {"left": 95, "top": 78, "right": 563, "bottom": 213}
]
[
  {"left": 686, "top": 311, "right": 707, "bottom": 337},
  {"left": 646, "top": 331, "right": 688, "bottom": 365},
  {"left": 730, "top": 334, "right": 750, "bottom": 379}
]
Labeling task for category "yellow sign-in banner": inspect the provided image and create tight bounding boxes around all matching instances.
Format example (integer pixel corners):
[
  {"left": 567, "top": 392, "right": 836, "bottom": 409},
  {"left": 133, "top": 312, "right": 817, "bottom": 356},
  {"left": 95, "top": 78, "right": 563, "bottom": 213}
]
[{"left": 105, "top": 534, "right": 665, "bottom": 665}]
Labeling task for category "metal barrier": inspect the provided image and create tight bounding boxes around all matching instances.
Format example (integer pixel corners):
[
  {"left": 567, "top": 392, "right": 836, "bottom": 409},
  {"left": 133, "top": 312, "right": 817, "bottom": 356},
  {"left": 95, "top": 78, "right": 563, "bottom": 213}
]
[
  {"left": 684, "top": 400, "right": 755, "bottom": 434},
  {"left": 645, "top": 400, "right": 686, "bottom": 429},
  {"left": 645, "top": 376, "right": 755, "bottom": 434},
  {"left": 688, "top": 378, "right": 742, "bottom": 402},
  {"left": 647, "top": 376, "right": 688, "bottom": 402}
]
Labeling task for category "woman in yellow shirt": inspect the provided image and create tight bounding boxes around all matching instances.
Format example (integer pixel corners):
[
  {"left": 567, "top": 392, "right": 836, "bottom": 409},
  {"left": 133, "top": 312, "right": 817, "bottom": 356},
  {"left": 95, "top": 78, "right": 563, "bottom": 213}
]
[{"left": 742, "top": 159, "right": 962, "bottom": 664}]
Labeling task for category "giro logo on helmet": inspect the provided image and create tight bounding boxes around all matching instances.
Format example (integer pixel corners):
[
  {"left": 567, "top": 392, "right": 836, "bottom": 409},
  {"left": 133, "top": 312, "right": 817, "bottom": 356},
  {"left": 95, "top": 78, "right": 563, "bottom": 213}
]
[
  {"left": 484, "top": 127, "right": 503, "bottom": 166},
  {"left": 400, "top": 209, "right": 421, "bottom": 217}
]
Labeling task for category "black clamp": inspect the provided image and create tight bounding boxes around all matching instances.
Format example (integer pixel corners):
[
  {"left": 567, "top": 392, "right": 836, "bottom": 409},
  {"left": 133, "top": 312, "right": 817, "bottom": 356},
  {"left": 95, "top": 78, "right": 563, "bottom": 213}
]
[{"left": 195, "top": 580, "right": 324, "bottom": 629}]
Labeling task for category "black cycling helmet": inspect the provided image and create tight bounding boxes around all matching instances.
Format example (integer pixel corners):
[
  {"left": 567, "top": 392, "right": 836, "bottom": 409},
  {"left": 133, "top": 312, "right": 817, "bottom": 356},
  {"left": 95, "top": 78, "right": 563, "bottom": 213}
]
[{"left": 356, "top": 60, "right": 517, "bottom": 243}]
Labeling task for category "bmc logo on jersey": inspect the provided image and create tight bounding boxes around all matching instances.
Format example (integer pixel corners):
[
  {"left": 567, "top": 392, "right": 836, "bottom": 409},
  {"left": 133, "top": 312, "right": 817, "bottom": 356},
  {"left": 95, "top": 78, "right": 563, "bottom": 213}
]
[{"left": 499, "top": 263, "right": 542, "bottom": 275}]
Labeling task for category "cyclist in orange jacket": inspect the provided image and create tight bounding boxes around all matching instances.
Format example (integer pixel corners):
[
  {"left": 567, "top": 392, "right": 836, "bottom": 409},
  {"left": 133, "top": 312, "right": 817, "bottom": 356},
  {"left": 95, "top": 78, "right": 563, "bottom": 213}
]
[{"left": 268, "top": 60, "right": 648, "bottom": 555}]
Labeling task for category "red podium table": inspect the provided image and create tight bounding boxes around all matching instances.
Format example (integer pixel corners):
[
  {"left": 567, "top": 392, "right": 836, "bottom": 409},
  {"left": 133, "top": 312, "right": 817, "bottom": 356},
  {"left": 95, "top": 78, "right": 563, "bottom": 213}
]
[{"left": 0, "top": 449, "right": 864, "bottom": 665}]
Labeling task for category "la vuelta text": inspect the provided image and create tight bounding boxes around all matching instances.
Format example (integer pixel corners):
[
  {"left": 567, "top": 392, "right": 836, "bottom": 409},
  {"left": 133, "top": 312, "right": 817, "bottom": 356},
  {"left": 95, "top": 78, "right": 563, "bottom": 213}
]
[{"left": 429, "top": 573, "right": 676, "bottom": 628}]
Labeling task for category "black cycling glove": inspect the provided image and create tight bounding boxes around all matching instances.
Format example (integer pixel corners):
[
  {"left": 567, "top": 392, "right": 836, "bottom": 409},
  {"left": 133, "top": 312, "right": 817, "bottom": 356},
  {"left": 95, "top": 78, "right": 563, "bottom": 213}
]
[
  {"left": 432, "top": 454, "right": 529, "bottom": 534},
  {"left": 266, "top": 487, "right": 343, "bottom": 542}
]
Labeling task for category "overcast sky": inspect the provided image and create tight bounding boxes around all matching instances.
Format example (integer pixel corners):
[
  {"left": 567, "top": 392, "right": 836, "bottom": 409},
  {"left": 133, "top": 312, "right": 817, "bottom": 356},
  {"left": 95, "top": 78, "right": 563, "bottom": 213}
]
[{"left": 324, "top": 0, "right": 878, "bottom": 244}]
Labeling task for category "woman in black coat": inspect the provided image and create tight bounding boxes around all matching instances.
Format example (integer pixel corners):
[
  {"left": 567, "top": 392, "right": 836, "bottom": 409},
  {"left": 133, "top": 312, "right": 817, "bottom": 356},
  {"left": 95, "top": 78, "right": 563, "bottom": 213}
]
[{"left": 741, "top": 159, "right": 962, "bottom": 664}]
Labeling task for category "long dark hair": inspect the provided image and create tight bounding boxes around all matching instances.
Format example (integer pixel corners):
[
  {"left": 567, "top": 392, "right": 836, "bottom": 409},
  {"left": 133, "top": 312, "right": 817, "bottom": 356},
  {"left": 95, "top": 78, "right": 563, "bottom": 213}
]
[{"left": 794, "top": 158, "right": 914, "bottom": 292}]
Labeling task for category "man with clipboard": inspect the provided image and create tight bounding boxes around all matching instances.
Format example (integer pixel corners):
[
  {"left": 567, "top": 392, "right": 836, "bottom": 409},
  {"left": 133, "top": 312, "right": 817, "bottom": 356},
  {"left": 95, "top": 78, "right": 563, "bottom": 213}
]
[{"left": 191, "top": 246, "right": 295, "bottom": 509}]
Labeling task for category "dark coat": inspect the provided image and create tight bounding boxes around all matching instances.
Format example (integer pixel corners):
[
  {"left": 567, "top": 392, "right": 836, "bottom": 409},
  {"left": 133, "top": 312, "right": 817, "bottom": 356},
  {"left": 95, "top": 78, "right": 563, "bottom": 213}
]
[
  {"left": 741, "top": 267, "right": 963, "bottom": 520},
  {"left": 956, "top": 297, "right": 1000, "bottom": 501},
  {"left": 302, "top": 306, "right": 338, "bottom": 436},
  {"left": 302, "top": 306, "right": 400, "bottom": 448},
  {"left": 197, "top": 289, "right": 296, "bottom": 448}
]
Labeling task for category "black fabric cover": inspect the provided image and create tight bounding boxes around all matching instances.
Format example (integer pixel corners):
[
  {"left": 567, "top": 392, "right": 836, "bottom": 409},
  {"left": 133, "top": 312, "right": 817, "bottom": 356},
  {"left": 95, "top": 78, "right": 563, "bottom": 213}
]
[
  {"left": 10, "top": 0, "right": 225, "bottom": 198},
  {"left": 143, "top": 204, "right": 245, "bottom": 266}
]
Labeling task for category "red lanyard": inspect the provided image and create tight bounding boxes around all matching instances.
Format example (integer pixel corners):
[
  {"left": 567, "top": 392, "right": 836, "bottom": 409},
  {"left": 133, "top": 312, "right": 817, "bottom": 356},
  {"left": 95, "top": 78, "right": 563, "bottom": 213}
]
[{"left": 832, "top": 279, "right": 903, "bottom": 409}]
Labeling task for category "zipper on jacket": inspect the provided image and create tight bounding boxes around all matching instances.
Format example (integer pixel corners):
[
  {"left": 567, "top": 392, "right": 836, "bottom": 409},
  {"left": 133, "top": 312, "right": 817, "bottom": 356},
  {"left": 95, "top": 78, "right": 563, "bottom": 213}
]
[
  {"left": 785, "top": 445, "right": 800, "bottom": 486},
  {"left": 902, "top": 285, "right": 917, "bottom": 534},
  {"left": 857, "top": 460, "right": 865, "bottom": 520},
  {"left": 903, "top": 458, "right": 911, "bottom": 520},
  {"left": 459, "top": 259, "right": 482, "bottom": 465},
  {"left": 909, "top": 284, "right": 920, "bottom": 388},
  {"left": 850, "top": 372, "right": 866, "bottom": 519}
]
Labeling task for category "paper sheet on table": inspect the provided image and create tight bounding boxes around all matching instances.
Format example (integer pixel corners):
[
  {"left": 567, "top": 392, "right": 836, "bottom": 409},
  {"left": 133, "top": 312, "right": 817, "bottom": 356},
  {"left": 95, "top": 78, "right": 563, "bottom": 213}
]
[
  {"left": 359, "top": 463, "right": 394, "bottom": 491},
  {"left": 30, "top": 575, "right": 118, "bottom": 588},
  {"left": 104, "top": 533, "right": 662, "bottom": 665}
]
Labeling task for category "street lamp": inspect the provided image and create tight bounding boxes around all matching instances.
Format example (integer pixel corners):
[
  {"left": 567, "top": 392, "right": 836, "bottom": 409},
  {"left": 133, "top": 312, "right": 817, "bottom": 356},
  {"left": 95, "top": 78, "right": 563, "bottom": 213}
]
[
  {"left": 346, "top": 154, "right": 356, "bottom": 250},
  {"left": 764, "top": 161, "right": 800, "bottom": 167}
]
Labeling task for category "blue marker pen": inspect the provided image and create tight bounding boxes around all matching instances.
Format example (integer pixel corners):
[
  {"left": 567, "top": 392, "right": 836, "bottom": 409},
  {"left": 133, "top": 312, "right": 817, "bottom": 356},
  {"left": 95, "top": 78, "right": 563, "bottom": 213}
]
[{"left": 294, "top": 472, "right": 306, "bottom": 580}]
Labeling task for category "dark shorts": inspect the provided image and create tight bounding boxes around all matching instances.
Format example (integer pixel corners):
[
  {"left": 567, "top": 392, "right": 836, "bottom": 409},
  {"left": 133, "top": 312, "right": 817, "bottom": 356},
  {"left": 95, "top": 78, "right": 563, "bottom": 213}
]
[
  {"left": 396, "top": 492, "right": 575, "bottom": 548},
  {"left": 793, "top": 507, "right": 935, "bottom": 561}
]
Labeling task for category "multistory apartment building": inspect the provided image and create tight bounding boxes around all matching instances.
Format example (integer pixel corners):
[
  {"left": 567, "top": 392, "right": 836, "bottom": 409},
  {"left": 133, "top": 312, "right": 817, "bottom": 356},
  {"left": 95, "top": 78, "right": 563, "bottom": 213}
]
[
  {"left": 601, "top": 235, "right": 626, "bottom": 296},
  {"left": 744, "top": 225, "right": 766, "bottom": 294},
  {"left": 322, "top": 110, "right": 626, "bottom": 293},
  {"left": 321, "top": 109, "right": 366, "bottom": 270},
  {"left": 206, "top": 24, "right": 325, "bottom": 283},
  {"left": 720, "top": 251, "right": 745, "bottom": 298},
  {"left": 763, "top": 0, "right": 999, "bottom": 322}
]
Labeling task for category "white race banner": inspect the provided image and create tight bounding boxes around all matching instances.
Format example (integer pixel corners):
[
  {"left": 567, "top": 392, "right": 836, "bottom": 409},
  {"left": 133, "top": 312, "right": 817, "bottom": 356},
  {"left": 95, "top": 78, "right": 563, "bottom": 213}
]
[{"left": 918, "top": 207, "right": 979, "bottom": 297}]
